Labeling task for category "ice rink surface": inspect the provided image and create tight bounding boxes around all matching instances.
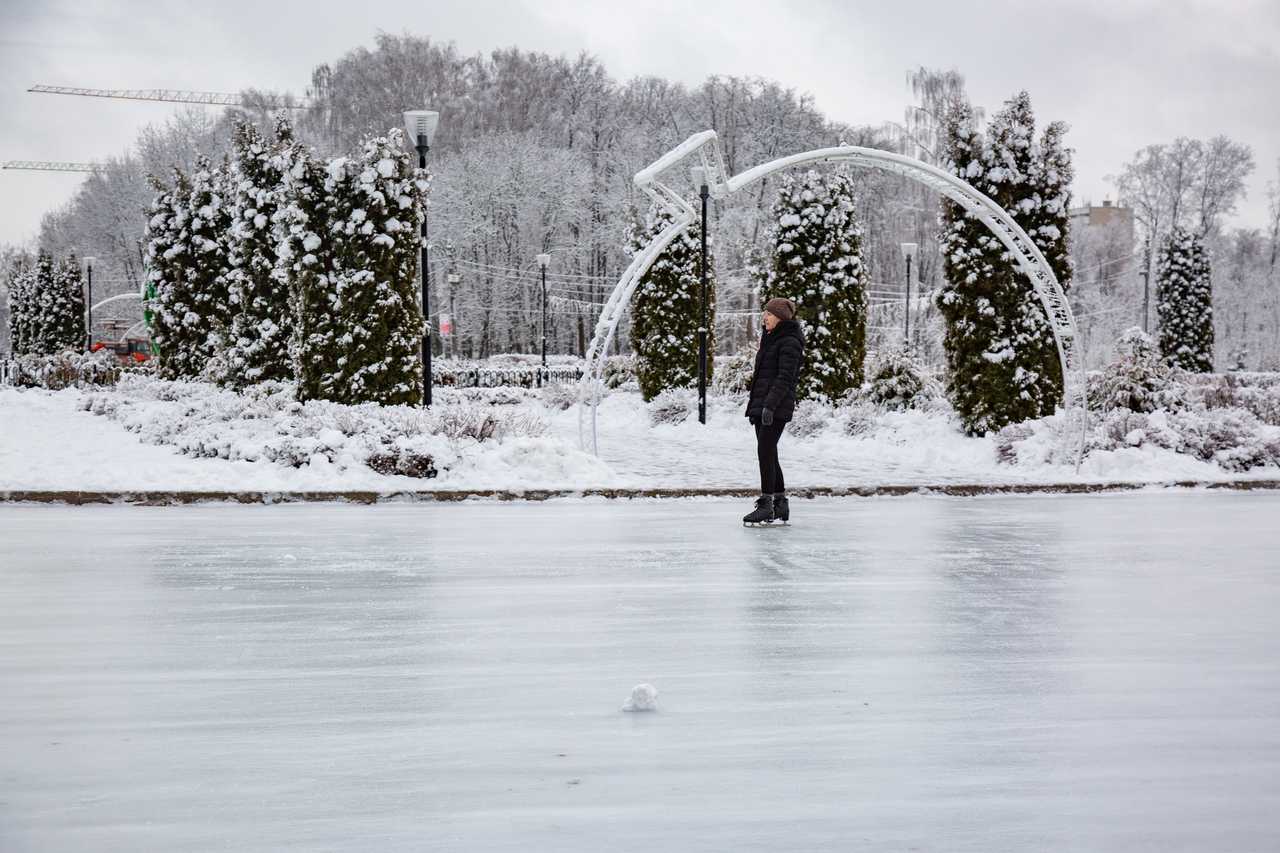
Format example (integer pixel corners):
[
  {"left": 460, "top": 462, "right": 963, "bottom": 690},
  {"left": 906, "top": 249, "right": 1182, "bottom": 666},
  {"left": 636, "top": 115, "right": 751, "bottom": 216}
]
[{"left": 2, "top": 491, "right": 1279, "bottom": 851}]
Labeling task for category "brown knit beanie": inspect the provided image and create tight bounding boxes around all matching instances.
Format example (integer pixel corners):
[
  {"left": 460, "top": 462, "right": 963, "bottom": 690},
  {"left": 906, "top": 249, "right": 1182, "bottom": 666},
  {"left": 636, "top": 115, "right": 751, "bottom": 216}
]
[{"left": 762, "top": 297, "right": 796, "bottom": 322}]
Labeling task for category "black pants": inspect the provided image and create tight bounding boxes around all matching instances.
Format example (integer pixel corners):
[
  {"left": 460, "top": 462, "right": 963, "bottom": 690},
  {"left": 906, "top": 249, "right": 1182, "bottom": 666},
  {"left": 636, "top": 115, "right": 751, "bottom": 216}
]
[{"left": 754, "top": 420, "right": 787, "bottom": 494}]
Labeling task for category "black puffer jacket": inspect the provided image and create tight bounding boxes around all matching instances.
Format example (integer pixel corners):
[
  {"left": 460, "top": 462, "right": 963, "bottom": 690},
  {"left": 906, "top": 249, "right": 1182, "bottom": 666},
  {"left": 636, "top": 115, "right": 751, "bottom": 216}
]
[{"left": 744, "top": 319, "right": 805, "bottom": 423}]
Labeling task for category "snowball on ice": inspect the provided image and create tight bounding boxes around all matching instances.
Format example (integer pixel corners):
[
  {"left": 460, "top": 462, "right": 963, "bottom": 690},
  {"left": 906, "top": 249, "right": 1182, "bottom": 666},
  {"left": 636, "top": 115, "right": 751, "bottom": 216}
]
[{"left": 623, "top": 684, "right": 658, "bottom": 712}]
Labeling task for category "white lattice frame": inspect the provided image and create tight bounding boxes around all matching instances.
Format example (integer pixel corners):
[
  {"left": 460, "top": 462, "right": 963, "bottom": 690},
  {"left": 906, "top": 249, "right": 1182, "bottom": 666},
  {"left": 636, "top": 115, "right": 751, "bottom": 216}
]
[{"left": 579, "top": 133, "right": 1087, "bottom": 469}]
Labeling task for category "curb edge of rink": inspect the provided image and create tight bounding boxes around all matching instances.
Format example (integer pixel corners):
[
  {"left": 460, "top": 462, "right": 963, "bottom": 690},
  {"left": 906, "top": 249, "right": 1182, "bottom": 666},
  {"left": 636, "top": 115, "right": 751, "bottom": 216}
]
[{"left": 3, "top": 479, "right": 1280, "bottom": 505}]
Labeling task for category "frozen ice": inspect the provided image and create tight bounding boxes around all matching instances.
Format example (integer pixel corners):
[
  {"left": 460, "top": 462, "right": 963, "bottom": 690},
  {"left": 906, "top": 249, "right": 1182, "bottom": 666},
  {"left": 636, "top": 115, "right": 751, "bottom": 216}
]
[
  {"left": 623, "top": 684, "right": 658, "bottom": 712},
  {"left": 2, "top": 490, "right": 1279, "bottom": 851}
]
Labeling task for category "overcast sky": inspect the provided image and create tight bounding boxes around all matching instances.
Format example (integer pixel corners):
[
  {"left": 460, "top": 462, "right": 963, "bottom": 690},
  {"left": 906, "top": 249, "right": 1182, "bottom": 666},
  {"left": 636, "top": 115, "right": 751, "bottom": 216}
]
[{"left": 2, "top": 0, "right": 1278, "bottom": 249}]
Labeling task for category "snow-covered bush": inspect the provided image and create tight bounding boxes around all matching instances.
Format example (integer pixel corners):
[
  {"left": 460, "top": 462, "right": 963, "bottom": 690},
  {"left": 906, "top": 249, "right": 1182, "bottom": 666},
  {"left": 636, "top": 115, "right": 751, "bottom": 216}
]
[
  {"left": 540, "top": 381, "right": 578, "bottom": 411},
  {"left": 993, "top": 421, "right": 1037, "bottom": 463},
  {"left": 79, "top": 375, "right": 554, "bottom": 479},
  {"left": 998, "top": 391, "right": 1280, "bottom": 472},
  {"left": 1087, "top": 327, "right": 1181, "bottom": 413},
  {"left": 786, "top": 399, "right": 833, "bottom": 438},
  {"left": 432, "top": 405, "right": 548, "bottom": 445},
  {"left": 711, "top": 351, "right": 753, "bottom": 395},
  {"left": 837, "top": 399, "right": 880, "bottom": 437},
  {"left": 762, "top": 167, "right": 867, "bottom": 401},
  {"left": 1180, "top": 372, "right": 1280, "bottom": 425},
  {"left": 12, "top": 349, "right": 123, "bottom": 390},
  {"left": 1162, "top": 408, "right": 1280, "bottom": 471},
  {"left": 860, "top": 348, "right": 943, "bottom": 410},
  {"left": 648, "top": 388, "right": 694, "bottom": 425},
  {"left": 602, "top": 355, "right": 637, "bottom": 390}
]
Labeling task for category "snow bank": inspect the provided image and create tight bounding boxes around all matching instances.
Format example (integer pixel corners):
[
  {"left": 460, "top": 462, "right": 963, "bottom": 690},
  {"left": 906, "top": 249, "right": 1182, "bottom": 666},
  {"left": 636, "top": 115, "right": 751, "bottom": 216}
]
[{"left": 3, "top": 370, "right": 1279, "bottom": 495}]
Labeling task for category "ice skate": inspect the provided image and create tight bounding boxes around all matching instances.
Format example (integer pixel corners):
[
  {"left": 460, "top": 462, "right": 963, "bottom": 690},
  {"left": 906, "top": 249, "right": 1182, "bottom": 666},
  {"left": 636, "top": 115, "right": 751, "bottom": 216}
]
[
  {"left": 743, "top": 495, "right": 779, "bottom": 527},
  {"left": 772, "top": 493, "right": 790, "bottom": 523}
]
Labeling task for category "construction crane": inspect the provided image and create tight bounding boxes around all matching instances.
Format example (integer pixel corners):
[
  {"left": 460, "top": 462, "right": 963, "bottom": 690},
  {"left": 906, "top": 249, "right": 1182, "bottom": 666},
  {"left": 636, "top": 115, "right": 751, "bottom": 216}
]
[
  {"left": 3, "top": 160, "right": 99, "bottom": 172},
  {"left": 29, "top": 85, "right": 315, "bottom": 110}
]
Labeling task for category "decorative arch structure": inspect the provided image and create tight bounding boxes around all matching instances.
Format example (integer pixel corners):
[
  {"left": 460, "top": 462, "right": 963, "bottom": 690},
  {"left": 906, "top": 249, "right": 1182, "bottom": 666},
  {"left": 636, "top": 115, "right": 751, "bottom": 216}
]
[{"left": 578, "top": 131, "right": 1088, "bottom": 468}]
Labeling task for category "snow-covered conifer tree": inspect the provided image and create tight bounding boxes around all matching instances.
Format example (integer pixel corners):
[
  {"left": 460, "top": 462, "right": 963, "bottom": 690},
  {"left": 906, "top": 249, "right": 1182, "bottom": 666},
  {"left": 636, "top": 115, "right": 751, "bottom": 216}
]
[
  {"left": 283, "top": 130, "right": 427, "bottom": 405},
  {"left": 17, "top": 249, "right": 85, "bottom": 355},
  {"left": 763, "top": 167, "right": 867, "bottom": 401},
  {"left": 626, "top": 202, "right": 716, "bottom": 402},
  {"left": 1156, "top": 227, "right": 1213, "bottom": 371},
  {"left": 5, "top": 257, "right": 36, "bottom": 356},
  {"left": 46, "top": 252, "right": 86, "bottom": 353},
  {"left": 938, "top": 91, "right": 1073, "bottom": 434},
  {"left": 221, "top": 119, "right": 299, "bottom": 388},
  {"left": 144, "top": 156, "right": 233, "bottom": 379}
]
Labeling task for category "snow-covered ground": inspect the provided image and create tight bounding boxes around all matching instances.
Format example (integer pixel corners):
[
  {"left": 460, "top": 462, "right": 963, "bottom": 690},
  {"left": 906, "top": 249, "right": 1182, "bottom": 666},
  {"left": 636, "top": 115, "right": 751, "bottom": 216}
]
[
  {"left": 2, "top": 376, "right": 1277, "bottom": 495},
  {"left": 3, "top": 492, "right": 1279, "bottom": 850}
]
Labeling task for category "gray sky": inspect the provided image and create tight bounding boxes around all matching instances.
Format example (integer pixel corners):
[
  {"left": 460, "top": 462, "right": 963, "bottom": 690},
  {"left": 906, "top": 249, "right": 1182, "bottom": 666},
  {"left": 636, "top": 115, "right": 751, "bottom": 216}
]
[{"left": 2, "top": 0, "right": 1278, "bottom": 248}]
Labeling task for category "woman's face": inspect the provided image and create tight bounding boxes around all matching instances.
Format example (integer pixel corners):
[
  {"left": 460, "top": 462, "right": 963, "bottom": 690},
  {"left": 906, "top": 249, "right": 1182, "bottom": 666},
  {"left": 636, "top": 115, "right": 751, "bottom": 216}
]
[{"left": 763, "top": 311, "right": 779, "bottom": 331}]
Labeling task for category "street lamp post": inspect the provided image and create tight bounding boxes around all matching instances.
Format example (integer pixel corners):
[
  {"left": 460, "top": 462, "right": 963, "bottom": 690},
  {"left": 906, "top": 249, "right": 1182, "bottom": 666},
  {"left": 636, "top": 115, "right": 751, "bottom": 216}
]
[
  {"left": 536, "top": 253, "right": 550, "bottom": 387},
  {"left": 900, "top": 243, "right": 917, "bottom": 350},
  {"left": 84, "top": 256, "right": 96, "bottom": 352},
  {"left": 403, "top": 109, "right": 440, "bottom": 407},
  {"left": 692, "top": 166, "right": 710, "bottom": 425},
  {"left": 446, "top": 272, "right": 460, "bottom": 359}
]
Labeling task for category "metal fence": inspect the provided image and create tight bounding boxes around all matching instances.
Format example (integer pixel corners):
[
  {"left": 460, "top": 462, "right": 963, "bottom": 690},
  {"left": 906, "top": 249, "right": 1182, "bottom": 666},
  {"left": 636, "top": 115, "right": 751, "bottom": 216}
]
[
  {"left": 0, "top": 357, "right": 584, "bottom": 390},
  {"left": 432, "top": 365, "right": 584, "bottom": 388}
]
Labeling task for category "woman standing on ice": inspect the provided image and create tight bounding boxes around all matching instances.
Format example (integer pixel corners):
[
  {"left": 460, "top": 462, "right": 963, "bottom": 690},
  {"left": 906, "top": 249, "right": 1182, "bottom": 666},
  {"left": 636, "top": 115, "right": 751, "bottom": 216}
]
[{"left": 743, "top": 297, "right": 804, "bottom": 526}]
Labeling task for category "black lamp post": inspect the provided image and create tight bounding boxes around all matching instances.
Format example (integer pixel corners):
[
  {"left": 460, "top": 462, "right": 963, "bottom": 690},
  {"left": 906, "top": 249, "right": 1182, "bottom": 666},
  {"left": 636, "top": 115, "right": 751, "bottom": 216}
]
[
  {"left": 84, "top": 256, "right": 95, "bottom": 351},
  {"left": 536, "top": 253, "right": 550, "bottom": 388},
  {"left": 692, "top": 166, "right": 709, "bottom": 424},
  {"left": 900, "top": 242, "right": 917, "bottom": 350},
  {"left": 403, "top": 109, "right": 440, "bottom": 406}
]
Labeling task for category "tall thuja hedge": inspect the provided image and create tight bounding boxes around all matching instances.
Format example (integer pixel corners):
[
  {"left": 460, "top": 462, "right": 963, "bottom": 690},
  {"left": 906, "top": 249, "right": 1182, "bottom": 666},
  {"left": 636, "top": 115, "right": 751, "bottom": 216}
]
[
  {"left": 144, "top": 156, "right": 234, "bottom": 379},
  {"left": 219, "top": 118, "right": 299, "bottom": 388},
  {"left": 762, "top": 167, "right": 867, "bottom": 401},
  {"left": 938, "top": 92, "right": 1073, "bottom": 434},
  {"left": 8, "top": 249, "right": 85, "bottom": 356},
  {"left": 282, "top": 129, "right": 427, "bottom": 405},
  {"left": 6, "top": 257, "right": 36, "bottom": 355},
  {"left": 626, "top": 202, "right": 716, "bottom": 402},
  {"left": 46, "top": 251, "right": 86, "bottom": 353},
  {"left": 1156, "top": 227, "right": 1213, "bottom": 371}
]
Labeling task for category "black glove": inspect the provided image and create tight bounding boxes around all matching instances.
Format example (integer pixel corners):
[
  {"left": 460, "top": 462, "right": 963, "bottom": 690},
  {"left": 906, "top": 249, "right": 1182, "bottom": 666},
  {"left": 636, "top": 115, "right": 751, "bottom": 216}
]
[{"left": 761, "top": 408, "right": 774, "bottom": 426}]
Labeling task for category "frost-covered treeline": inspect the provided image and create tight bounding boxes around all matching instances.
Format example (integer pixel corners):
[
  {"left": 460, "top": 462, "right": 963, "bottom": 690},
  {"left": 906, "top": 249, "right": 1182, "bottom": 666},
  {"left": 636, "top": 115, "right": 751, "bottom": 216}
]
[{"left": 21, "top": 35, "right": 942, "bottom": 364}]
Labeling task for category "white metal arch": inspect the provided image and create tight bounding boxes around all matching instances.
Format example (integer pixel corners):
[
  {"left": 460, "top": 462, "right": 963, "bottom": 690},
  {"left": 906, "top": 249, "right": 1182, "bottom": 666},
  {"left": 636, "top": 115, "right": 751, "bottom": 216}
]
[{"left": 579, "top": 132, "right": 1087, "bottom": 469}]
